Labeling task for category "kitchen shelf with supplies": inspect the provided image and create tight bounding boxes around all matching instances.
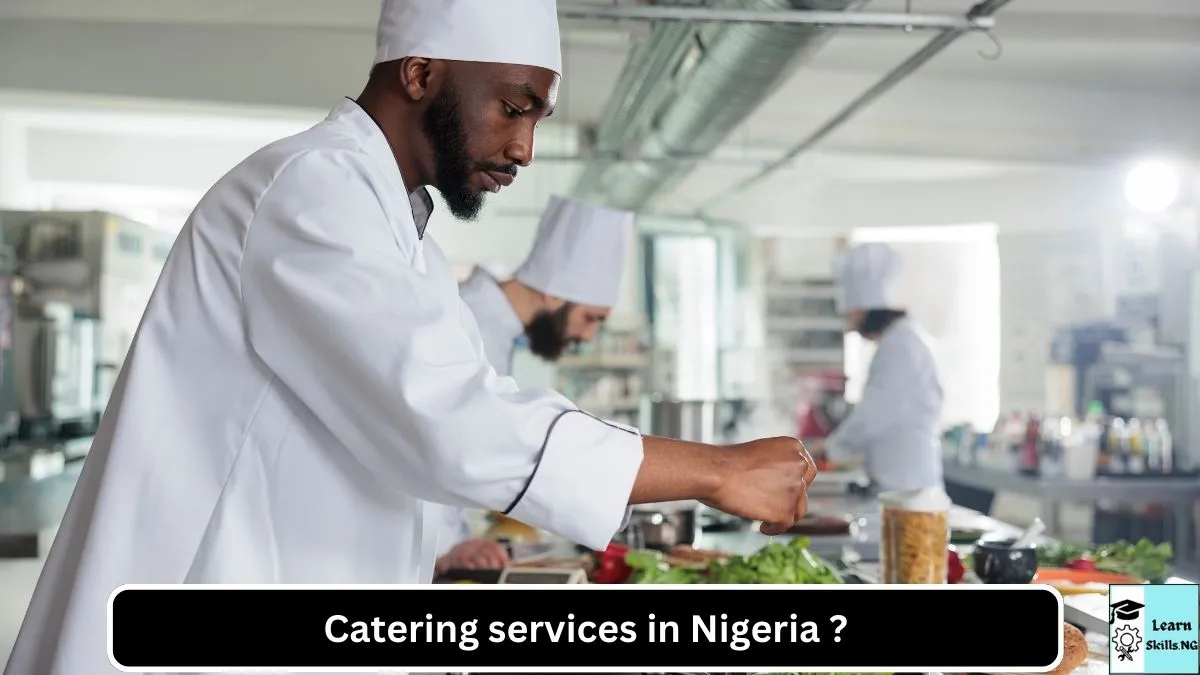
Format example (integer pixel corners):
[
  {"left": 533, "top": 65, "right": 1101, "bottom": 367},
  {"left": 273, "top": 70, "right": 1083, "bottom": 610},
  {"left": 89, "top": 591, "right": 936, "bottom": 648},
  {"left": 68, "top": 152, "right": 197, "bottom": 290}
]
[
  {"left": 763, "top": 277, "right": 844, "bottom": 369},
  {"left": 554, "top": 325, "right": 649, "bottom": 427}
]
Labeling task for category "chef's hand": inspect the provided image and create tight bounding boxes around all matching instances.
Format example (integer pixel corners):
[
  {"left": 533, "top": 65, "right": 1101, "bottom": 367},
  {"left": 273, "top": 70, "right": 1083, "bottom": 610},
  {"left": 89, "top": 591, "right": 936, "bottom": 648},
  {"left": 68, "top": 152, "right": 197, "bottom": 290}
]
[
  {"left": 435, "top": 538, "right": 510, "bottom": 574},
  {"left": 704, "top": 436, "right": 817, "bottom": 536}
]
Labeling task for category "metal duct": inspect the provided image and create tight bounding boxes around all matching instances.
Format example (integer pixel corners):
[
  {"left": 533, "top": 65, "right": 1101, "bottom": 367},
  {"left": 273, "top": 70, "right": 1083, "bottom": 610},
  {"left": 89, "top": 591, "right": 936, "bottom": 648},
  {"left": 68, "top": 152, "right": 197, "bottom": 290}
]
[{"left": 572, "top": 0, "right": 869, "bottom": 210}]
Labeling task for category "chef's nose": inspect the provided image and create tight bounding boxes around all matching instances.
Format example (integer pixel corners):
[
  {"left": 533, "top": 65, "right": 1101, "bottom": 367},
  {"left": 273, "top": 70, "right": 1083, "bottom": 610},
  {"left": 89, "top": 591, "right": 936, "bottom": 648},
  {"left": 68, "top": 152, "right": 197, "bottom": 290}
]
[{"left": 505, "top": 128, "right": 535, "bottom": 167}]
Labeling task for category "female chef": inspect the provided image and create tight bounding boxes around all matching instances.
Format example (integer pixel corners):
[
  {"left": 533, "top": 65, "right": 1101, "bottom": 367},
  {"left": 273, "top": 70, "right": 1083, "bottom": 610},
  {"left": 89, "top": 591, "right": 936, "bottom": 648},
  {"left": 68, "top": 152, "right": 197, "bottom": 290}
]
[{"left": 812, "top": 242, "right": 946, "bottom": 493}]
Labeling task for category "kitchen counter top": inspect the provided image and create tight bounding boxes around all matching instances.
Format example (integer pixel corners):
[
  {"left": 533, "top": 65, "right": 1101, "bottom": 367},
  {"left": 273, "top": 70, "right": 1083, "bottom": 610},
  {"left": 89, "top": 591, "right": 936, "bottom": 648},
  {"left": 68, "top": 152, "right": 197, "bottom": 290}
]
[{"left": 943, "top": 458, "right": 1199, "bottom": 564}]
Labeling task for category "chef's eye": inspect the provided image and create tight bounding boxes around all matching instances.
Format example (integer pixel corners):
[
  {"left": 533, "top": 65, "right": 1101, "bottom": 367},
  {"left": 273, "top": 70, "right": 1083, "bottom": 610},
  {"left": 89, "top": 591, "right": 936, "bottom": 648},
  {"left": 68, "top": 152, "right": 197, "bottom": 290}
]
[{"left": 502, "top": 102, "right": 522, "bottom": 119}]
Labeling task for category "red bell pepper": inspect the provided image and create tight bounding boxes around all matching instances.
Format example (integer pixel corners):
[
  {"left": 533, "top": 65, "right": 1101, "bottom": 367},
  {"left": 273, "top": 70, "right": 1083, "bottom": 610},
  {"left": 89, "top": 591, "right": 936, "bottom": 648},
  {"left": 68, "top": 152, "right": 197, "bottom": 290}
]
[
  {"left": 947, "top": 549, "right": 965, "bottom": 584},
  {"left": 590, "top": 543, "right": 633, "bottom": 584}
]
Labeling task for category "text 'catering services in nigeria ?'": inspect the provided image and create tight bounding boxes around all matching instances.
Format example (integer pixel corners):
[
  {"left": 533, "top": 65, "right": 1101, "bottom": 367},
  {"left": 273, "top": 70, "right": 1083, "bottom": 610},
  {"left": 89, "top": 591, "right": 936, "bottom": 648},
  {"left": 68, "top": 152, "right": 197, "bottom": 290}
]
[{"left": 106, "top": 584, "right": 1064, "bottom": 672}]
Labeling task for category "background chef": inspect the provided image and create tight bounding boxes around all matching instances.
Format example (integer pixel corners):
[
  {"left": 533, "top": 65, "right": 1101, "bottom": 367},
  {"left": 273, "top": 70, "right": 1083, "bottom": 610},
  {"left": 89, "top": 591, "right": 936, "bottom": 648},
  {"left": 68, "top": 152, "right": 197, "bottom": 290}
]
[
  {"left": 811, "top": 242, "right": 946, "bottom": 494},
  {"left": 439, "top": 195, "right": 634, "bottom": 572},
  {"left": 5, "top": 1, "right": 817, "bottom": 671}
]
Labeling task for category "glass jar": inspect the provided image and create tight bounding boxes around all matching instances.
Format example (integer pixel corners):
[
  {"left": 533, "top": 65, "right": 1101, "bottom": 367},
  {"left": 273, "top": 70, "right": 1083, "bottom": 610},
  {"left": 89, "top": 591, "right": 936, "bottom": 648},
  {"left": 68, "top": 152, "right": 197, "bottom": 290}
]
[{"left": 879, "top": 487, "right": 952, "bottom": 584}]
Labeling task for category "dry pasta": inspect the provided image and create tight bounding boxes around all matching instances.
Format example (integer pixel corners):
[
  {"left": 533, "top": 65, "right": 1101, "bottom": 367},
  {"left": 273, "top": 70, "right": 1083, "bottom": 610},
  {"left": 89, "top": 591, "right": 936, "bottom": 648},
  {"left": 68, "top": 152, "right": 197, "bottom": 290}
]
[{"left": 880, "top": 506, "right": 949, "bottom": 584}]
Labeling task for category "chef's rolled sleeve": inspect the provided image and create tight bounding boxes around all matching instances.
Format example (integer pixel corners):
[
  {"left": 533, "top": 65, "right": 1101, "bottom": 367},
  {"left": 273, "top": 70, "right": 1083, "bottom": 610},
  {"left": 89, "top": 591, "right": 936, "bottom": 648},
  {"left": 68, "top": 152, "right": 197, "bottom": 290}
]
[{"left": 508, "top": 410, "right": 643, "bottom": 551}]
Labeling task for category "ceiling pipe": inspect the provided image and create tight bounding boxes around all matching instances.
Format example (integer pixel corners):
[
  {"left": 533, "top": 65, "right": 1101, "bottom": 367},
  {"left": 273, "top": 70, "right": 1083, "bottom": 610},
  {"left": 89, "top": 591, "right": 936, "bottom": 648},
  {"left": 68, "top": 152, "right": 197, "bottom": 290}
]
[
  {"left": 695, "top": 0, "right": 1018, "bottom": 215},
  {"left": 557, "top": 3, "right": 994, "bottom": 31},
  {"left": 572, "top": 0, "right": 876, "bottom": 211}
]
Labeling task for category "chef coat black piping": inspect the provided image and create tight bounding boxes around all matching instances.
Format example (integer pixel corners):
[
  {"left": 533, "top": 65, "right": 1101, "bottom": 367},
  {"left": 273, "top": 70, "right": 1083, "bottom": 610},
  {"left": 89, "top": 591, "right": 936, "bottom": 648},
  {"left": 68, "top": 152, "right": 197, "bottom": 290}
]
[
  {"left": 502, "top": 409, "right": 640, "bottom": 515},
  {"left": 346, "top": 96, "right": 433, "bottom": 240}
]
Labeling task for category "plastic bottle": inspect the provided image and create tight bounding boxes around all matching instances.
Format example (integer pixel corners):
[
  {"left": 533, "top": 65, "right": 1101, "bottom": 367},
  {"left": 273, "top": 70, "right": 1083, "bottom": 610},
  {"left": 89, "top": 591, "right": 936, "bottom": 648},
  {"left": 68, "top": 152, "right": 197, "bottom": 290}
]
[
  {"left": 1155, "top": 418, "right": 1173, "bottom": 475},
  {"left": 1126, "top": 418, "right": 1145, "bottom": 474},
  {"left": 1019, "top": 412, "right": 1041, "bottom": 476},
  {"left": 1107, "top": 418, "right": 1127, "bottom": 475}
]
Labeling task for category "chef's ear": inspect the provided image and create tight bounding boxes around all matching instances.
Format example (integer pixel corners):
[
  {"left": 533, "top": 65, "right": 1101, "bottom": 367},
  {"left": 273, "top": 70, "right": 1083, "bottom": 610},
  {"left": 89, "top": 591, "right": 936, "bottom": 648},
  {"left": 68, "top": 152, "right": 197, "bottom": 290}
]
[
  {"left": 398, "top": 57, "right": 437, "bottom": 102},
  {"left": 542, "top": 294, "right": 566, "bottom": 312}
]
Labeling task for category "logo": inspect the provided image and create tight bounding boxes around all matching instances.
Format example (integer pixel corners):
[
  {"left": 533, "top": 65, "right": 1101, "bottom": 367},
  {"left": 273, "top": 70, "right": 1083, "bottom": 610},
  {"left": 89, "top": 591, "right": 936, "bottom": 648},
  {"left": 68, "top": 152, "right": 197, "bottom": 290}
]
[
  {"left": 1108, "top": 584, "right": 1199, "bottom": 674},
  {"left": 1113, "top": 624, "right": 1142, "bottom": 662}
]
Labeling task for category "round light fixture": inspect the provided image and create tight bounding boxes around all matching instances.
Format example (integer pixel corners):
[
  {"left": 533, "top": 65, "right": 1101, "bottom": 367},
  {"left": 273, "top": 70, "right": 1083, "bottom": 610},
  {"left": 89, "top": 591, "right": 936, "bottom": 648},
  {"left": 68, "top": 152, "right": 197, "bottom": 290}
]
[{"left": 1124, "top": 159, "right": 1181, "bottom": 214}]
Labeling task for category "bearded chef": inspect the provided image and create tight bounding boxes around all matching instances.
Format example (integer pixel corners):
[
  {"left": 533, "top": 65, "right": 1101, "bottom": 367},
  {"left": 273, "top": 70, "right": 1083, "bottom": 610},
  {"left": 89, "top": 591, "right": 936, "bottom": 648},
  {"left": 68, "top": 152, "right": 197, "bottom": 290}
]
[
  {"left": 439, "top": 195, "right": 634, "bottom": 572},
  {"left": 5, "top": 0, "right": 816, "bottom": 671},
  {"left": 811, "top": 242, "right": 945, "bottom": 494}
]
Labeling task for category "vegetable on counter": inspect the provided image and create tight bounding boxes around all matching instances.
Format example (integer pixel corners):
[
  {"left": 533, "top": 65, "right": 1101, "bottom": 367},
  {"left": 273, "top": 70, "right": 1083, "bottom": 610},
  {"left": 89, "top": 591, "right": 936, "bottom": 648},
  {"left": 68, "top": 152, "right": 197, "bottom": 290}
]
[
  {"left": 625, "top": 537, "right": 843, "bottom": 584},
  {"left": 947, "top": 549, "right": 965, "bottom": 584},
  {"left": 1036, "top": 539, "right": 1173, "bottom": 583}
]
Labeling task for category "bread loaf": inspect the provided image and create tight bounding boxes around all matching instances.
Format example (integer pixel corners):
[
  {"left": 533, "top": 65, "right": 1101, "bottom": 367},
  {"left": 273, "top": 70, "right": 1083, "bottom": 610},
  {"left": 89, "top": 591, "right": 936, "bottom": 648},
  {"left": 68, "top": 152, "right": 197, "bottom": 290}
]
[{"left": 1050, "top": 623, "right": 1088, "bottom": 675}]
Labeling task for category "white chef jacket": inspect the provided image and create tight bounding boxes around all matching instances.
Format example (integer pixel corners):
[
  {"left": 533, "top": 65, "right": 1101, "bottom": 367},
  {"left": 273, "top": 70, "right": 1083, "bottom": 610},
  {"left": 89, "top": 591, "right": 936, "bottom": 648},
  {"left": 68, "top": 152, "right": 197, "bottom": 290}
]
[
  {"left": 826, "top": 317, "right": 944, "bottom": 493},
  {"left": 438, "top": 266, "right": 527, "bottom": 553},
  {"left": 3, "top": 98, "right": 644, "bottom": 675},
  {"left": 459, "top": 266, "right": 524, "bottom": 379}
]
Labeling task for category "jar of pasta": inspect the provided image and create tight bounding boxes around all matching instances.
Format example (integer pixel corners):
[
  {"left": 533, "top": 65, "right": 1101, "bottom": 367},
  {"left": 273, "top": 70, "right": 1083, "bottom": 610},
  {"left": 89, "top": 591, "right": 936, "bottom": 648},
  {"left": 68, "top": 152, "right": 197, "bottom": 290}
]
[{"left": 879, "top": 487, "right": 952, "bottom": 584}]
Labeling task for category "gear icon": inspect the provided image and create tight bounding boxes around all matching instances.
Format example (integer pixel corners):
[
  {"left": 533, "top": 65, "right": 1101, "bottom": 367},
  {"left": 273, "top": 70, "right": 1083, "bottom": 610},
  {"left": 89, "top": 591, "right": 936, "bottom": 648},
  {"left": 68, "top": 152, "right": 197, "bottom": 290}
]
[{"left": 1113, "top": 624, "right": 1142, "bottom": 661}]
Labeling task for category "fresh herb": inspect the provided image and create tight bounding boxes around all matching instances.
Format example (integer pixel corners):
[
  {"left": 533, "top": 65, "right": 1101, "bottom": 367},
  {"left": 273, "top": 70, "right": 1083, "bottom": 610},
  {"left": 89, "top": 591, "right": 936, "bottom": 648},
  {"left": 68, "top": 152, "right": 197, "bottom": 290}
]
[
  {"left": 1036, "top": 539, "right": 1173, "bottom": 583},
  {"left": 625, "top": 538, "right": 842, "bottom": 585}
]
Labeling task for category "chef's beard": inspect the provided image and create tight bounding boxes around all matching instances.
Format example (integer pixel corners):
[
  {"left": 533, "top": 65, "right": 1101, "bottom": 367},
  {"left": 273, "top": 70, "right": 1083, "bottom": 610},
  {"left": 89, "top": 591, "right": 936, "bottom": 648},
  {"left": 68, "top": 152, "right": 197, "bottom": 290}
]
[
  {"left": 423, "top": 81, "right": 517, "bottom": 221},
  {"left": 525, "top": 303, "right": 576, "bottom": 361}
]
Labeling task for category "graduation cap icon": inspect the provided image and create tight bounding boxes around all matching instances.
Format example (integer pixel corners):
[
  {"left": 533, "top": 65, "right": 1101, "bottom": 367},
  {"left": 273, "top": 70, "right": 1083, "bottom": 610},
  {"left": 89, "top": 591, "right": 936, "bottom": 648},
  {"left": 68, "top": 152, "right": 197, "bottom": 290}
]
[{"left": 1110, "top": 599, "right": 1145, "bottom": 624}]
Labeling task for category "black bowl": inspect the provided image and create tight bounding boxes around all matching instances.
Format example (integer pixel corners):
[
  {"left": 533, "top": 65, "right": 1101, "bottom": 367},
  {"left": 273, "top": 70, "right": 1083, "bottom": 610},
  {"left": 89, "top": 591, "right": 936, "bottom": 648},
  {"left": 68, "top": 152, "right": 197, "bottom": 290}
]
[{"left": 972, "top": 536, "right": 1038, "bottom": 584}]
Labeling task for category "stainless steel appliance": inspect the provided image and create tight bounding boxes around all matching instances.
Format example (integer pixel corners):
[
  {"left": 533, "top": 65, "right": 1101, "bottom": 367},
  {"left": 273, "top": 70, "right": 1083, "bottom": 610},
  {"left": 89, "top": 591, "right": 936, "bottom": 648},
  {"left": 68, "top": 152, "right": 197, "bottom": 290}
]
[
  {"left": 0, "top": 246, "right": 19, "bottom": 447},
  {"left": 14, "top": 304, "right": 99, "bottom": 439},
  {"left": 1, "top": 210, "right": 161, "bottom": 437},
  {"left": 617, "top": 502, "right": 702, "bottom": 551},
  {"left": 640, "top": 394, "right": 750, "bottom": 445}
]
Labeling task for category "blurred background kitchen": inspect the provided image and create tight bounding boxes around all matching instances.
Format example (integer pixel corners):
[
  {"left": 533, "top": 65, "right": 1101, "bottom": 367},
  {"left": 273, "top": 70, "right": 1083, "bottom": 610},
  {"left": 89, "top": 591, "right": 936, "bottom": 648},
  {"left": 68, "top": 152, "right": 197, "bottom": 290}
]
[{"left": 1, "top": 0, "right": 1199, "bottom": 664}]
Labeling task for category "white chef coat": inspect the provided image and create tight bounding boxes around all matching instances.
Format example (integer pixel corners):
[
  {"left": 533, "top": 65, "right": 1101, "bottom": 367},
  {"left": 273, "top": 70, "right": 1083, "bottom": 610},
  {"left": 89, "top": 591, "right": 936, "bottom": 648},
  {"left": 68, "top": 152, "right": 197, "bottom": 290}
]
[
  {"left": 826, "top": 317, "right": 944, "bottom": 493},
  {"left": 459, "top": 266, "right": 524, "bottom": 379},
  {"left": 437, "top": 266, "right": 527, "bottom": 554},
  {"left": 3, "top": 98, "right": 644, "bottom": 675}
]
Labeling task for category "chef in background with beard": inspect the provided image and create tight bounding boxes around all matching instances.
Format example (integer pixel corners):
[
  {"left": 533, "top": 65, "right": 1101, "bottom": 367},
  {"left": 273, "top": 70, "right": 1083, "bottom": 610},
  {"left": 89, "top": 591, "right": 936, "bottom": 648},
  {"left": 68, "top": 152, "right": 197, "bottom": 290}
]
[{"left": 438, "top": 195, "right": 634, "bottom": 572}]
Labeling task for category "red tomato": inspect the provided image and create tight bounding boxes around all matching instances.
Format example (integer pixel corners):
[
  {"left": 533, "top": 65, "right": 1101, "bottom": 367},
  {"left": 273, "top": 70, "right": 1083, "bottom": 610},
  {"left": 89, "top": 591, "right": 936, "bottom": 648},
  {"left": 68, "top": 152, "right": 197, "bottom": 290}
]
[
  {"left": 947, "top": 549, "right": 965, "bottom": 584},
  {"left": 1067, "top": 557, "right": 1097, "bottom": 572},
  {"left": 590, "top": 543, "right": 633, "bottom": 584}
]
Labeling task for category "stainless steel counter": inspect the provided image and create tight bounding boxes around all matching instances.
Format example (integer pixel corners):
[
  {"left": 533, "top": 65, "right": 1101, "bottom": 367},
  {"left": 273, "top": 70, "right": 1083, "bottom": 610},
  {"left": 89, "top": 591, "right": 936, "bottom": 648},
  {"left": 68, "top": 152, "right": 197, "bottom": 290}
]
[{"left": 943, "top": 458, "right": 1200, "bottom": 563}]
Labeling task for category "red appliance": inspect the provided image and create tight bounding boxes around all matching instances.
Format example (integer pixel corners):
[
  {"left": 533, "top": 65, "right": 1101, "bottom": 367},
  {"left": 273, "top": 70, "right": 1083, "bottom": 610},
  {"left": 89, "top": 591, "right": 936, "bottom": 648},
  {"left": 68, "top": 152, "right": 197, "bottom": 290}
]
[{"left": 796, "top": 371, "right": 850, "bottom": 441}]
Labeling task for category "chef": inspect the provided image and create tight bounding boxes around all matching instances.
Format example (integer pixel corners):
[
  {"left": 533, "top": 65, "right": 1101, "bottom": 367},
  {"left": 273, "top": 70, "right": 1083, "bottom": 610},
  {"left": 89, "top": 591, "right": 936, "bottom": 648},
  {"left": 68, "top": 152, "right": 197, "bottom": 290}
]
[
  {"left": 438, "top": 195, "right": 634, "bottom": 572},
  {"left": 812, "top": 242, "right": 945, "bottom": 493},
  {"left": 463, "top": 195, "right": 633, "bottom": 377},
  {"left": 4, "top": 0, "right": 816, "bottom": 672}
]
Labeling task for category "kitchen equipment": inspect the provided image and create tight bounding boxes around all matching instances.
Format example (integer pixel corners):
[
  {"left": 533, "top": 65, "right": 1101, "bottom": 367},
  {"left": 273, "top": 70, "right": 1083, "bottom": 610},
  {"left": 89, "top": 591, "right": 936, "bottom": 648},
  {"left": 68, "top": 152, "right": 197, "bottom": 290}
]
[
  {"left": 13, "top": 304, "right": 100, "bottom": 439},
  {"left": 641, "top": 394, "right": 748, "bottom": 445},
  {"left": 1, "top": 210, "right": 163, "bottom": 422},
  {"left": 784, "top": 513, "right": 855, "bottom": 536},
  {"left": 0, "top": 246, "right": 18, "bottom": 447},
  {"left": 795, "top": 370, "right": 851, "bottom": 442},
  {"left": 1012, "top": 517, "right": 1046, "bottom": 549},
  {"left": 972, "top": 535, "right": 1039, "bottom": 584},
  {"left": 617, "top": 501, "right": 701, "bottom": 551},
  {"left": 497, "top": 567, "right": 588, "bottom": 584}
]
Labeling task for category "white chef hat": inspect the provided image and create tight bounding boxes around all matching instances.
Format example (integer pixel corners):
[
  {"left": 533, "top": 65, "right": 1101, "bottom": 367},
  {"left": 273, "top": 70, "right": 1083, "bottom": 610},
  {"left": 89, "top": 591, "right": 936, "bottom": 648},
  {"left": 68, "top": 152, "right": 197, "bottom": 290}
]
[
  {"left": 514, "top": 196, "right": 634, "bottom": 308},
  {"left": 375, "top": 0, "right": 562, "bottom": 76},
  {"left": 833, "top": 242, "right": 904, "bottom": 313}
]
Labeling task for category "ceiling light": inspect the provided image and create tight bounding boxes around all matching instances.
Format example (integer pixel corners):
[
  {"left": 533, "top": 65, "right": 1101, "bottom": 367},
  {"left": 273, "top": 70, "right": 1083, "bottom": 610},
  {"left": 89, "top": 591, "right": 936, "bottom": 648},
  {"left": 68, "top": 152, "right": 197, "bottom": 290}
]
[{"left": 1124, "top": 159, "right": 1181, "bottom": 214}]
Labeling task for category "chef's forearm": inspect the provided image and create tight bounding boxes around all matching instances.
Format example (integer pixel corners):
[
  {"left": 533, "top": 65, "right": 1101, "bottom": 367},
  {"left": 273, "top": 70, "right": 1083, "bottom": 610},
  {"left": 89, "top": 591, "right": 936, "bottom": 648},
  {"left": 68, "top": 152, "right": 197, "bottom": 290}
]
[{"left": 628, "top": 436, "right": 724, "bottom": 504}]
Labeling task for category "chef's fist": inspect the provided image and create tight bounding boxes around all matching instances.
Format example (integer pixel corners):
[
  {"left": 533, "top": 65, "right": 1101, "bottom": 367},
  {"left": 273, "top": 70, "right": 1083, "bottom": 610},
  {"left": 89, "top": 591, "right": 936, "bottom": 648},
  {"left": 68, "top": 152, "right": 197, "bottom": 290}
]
[
  {"left": 703, "top": 436, "right": 817, "bottom": 536},
  {"left": 435, "top": 538, "right": 510, "bottom": 574}
]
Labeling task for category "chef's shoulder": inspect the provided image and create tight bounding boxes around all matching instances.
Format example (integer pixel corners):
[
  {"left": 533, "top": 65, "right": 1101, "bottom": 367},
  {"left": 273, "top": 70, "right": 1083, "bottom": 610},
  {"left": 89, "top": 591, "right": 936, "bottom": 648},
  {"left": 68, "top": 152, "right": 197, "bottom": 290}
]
[{"left": 235, "top": 128, "right": 414, "bottom": 250}]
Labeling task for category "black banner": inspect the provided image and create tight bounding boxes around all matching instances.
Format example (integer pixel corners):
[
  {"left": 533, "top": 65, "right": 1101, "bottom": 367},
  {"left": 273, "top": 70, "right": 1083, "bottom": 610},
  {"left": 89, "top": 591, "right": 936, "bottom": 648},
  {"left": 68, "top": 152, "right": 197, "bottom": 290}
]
[{"left": 109, "top": 584, "right": 1062, "bottom": 672}]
